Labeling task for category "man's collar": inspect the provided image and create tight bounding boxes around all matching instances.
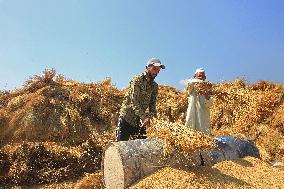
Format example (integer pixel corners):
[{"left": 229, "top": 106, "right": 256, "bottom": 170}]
[
  {"left": 143, "top": 71, "right": 147, "bottom": 77},
  {"left": 143, "top": 71, "right": 154, "bottom": 83}
]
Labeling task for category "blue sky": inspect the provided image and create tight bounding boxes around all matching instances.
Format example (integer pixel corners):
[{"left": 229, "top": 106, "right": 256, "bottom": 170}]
[{"left": 0, "top": 0, "right": 283, "bottom": 90}]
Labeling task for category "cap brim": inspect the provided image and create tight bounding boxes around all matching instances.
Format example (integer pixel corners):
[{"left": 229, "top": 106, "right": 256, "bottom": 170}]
[{"left": 152, "top": 63, "right": 165, "bottom": 69}]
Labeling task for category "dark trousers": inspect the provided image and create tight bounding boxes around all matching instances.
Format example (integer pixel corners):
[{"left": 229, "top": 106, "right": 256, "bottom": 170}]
[{"left": 115, "top": 118, "right": 146, "bottom": 141}]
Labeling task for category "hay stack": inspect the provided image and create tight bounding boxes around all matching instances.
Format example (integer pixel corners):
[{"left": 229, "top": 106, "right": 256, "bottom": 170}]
[{"left": 0, "top": 69, "right": 124, "bottom": 146}]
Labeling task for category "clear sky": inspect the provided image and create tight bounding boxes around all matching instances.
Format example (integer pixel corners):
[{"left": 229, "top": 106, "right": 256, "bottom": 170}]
[{"left": 0, "top": 0, "right": 283, "bottom": 90}]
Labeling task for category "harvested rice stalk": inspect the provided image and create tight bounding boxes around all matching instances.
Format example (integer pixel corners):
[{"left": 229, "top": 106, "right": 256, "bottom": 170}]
[{"left": 148, "top": 120, "right": 216, "bottom": 155}]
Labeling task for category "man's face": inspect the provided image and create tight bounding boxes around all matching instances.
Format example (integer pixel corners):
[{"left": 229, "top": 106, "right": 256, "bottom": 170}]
[
  {"left": 194, "top": 72, "right": 206, "bottom": 81},
  {"left": 147, "top": 65, "right": 161, "bottom": 79}
]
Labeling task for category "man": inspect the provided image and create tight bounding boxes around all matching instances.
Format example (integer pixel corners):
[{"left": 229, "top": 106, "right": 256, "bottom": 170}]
[
  {"left": 185, "top": 68, "right": 212, "bottom": 135},
  {"left": 116, "top": 58, "right": 165, "bottom": 141}
]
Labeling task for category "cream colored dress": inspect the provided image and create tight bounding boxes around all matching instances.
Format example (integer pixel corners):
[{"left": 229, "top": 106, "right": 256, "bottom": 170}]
[{"left": 185, "top": 78, "right": 212, "bottom": 135}]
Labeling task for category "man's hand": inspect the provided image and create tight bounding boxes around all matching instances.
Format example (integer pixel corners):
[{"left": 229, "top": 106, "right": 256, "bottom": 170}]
[
  {"left": 196, "top": 82, "right": 213, "bottom": 96},
  {"left": 143, "top": 117, "right": 151, "bottom": 127},
  {"left": 205, "top": 94, "right": 211, "bottom": 100}
]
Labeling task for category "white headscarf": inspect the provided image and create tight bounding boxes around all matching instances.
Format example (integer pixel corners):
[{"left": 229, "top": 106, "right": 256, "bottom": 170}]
[{"left": 195, "top": 68, "right": 205, "bottom": 75}]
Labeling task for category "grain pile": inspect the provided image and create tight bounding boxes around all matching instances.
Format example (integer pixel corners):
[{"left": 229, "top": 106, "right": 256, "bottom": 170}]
[{"left": 129, "top": 157, "right": 284, "bottom": 189}]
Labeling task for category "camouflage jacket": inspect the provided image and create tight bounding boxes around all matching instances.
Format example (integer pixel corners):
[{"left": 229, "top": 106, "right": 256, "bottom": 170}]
[{"left": 119, "top": 72, "right": 158, "bottom": 127}]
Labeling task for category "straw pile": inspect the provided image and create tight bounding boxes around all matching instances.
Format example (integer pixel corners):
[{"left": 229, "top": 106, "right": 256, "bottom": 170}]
[
  {"left": 0, "top": 70, "right": 283, "bottom": 188},
  {"left": 38, "top": 172, "right": 103, "bottom": 189},
  {"left": 0, "top": 131, "right": 104, "bottom": 186},
  {"left": 210, "top": 80, "right": 284, "bottom": 162},
  {"left": 0, "top": 69, "right": 123, "bottom": 187},
  {"left": 210, "top": 80, "right": 283, "bottom": 133},
  {"left": 0, "top": 69, "right": 124, "bottom": 147},
  {"left": 156, "top": 86, "right": 188, "bottom": 122}
]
